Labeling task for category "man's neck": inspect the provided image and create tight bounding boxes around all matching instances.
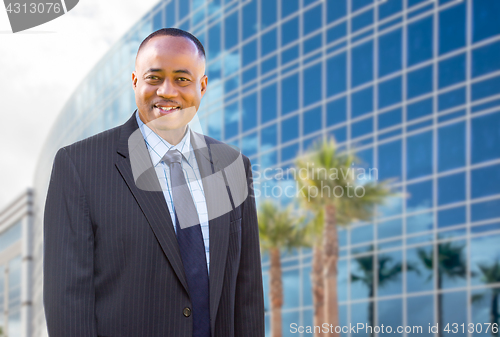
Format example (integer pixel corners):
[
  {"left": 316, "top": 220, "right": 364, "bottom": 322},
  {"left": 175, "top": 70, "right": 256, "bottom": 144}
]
[{"left": 156, "top": 126, "right": 188, "bottom": 146}]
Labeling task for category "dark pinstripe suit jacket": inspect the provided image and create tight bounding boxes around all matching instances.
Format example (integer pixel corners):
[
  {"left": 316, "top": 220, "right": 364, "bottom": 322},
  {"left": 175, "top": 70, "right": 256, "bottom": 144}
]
[{"left": 43, "top": 111, "right": 265, "bottom": 337}]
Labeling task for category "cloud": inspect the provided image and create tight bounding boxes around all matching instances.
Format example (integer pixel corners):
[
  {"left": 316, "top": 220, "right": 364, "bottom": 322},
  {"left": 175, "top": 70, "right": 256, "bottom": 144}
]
[{"left": 0, "top": 0, "right": 158, "bottom": 209}]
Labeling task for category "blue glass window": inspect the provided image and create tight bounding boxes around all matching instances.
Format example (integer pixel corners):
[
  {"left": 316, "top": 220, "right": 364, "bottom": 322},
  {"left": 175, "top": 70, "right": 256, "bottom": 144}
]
[
  {"left": 224, "top": 74, "right": 239, "bottom": 93},
  {"left": 377, "top": 253, "right": 403, "bottom": 296},
  {"left": 303, "top": 107, "right": 322, "bottom": 135},
  {"left": 472, "top": 111, "right": 500, "bottom": 164},
  {"left": 261, "top": 0, "right": 277, "bottom": 29},
  {"left": 303, "top": 33, "right": 322, "bottom": 55},
  {"left": 438, "top": 172, "right": 466, "bottom": 205},
  {"left": 378, "top": 140, "right": 402, "bottom": 181},
  {"left": 378, "top": 108, "right": 402, "bottom": 130},
  {"left": 261, "top": 83, "right": 277, "bottom": 123},
  {"left": 207, "top": 110, "right": 222, "bottom": 139},
  {"left": 153, "top": 9, "right": 163, "bottom": 30},
  {"left": 351, "top": 40, "right": 373, "bottom": 87},
  {"left": 439, "top": 53, "right": 466, "bottom": 88},
  {"left": 407, "top": 65, "right": 433, "bottom": 99},
  {"left": 438, "top": 121, "right": 465, "bottom": 172},
  {"left": 261, "top": 56, "right": 277, "bottom": 75},
  {"left": 327, "top": 96, "right": 347, "bottom": 126},
  {"left": 281, "top": 73, "right": 299, "bottom": 115},
  {"left": 378, "top": 76, "right": 402, "bottom": 109},
  {"left": 407, "top": 131, "right": 433, "bottom": 179},
  {"left": 281, "top": 45, "right": 299, "bottom": 65},
  {"left": 472, "top": 75, "right": 500, "bottom": 101},
  {"left": 242, "top": 66, "right": 257, "bottom": 83},
  {"left": 406, "top": 250, "right": 434, "bottom": 293},
  {"left": 281, "top": 17, "right": 299, "bottom": 47},
  {"left": 242, "top": 0, "right": 257, "bottom": 40},
  {"left": 208, "top": 23, "right": 221, "bottom": 60},
  {"left": 439, "top": 2, "right": 466, "bottom": 55},
  {"left": 471, "top": 199, "right": 500, "bottom": 222},
  {"left": 473, "top": 0, "right": 500, "bottom": 43},
  {"left": 352, "top": 9, "right": 373, "bottom": 33},
  {"left": 261, "top": 123, "right": 277, "bottom": 151},
  {"left": 352, "top": 117, "right": 373, "bottom": 138},
  {"left": 438, "top": 206, "right": 466, "bottom": 228},
  {"left": 166, "top": 0, "right": 175, "bottom": 27},
  {"left": 327, "top": 0, "right": 346, "bottom": 23},
  {"left": 351, "top": 87, "right": 373, "bottom": 118},
  {"left": 303, "top": 4, "right": 322, "bottom": 35},
  {"left": 281, "top": 142, "right": 299, "bottom": 162},
  {"left": 378, "top": 28, "right": 402, "bottom": 77},
  {"left": 379, "top": 0, "right": 402, "bottom": 20},
  {"left": 327, "top": 52, "right": 346, "bottom": 97},
  {"left": 328, "top": 126, "right": 346, "bottom": 143},
  {"left": 224, "top": 102, "right": 239, "bottom": 140},
  {"left": 352, "top": 0, "right": 372, "bottom": 12},
  {"left": 282, "top": 0, "right": 298, "bottom": 18},
  {"left": 472, "top": 41, "right": 500, "bottom": 78},
  {"left": 303, "top": 63, "right": 322, "bottom": 106},
  {"left": 261, "top": 28, "right": 277, "bottom": 57},
  {"left": 407, "top": 98, "right": 432, "bottom": 121},
  {"left": 438, "top": 87, "right": 466, "bottom": 111},
  {"left": 281, "top": 115, "right": 299, "bottom": 143},
  {"left": 242, "top": 39, "right": 257, "bottom": 66},
  {"left": 406, "top": 212, "right": 433, "bottom": 234},
  {"left": 242, "top": 93, "right": 257, "bottom": 132},
  {"left": 407, "top": 179, "right": 433, "bottom": 212},
  {"left": 224, "top": 11, "right": 239, "bottom": 49},
  {"left": 407, "top": 16, "right": 433, "bottom": 66},
  {"left": 327, "top": 22, "right": 347, "bottom": 43},
  {"left": 471, "top": 164, "right": 500, "bottom": 199},
  {"left": 242, "top": 131, "right": 258, "bottom": 157}
]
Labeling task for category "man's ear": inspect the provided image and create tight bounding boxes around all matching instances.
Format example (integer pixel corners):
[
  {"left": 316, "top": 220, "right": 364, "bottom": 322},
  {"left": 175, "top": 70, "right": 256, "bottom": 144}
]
[
  {"left": 132, "top": 71, "right": 138, "bottom": 90},
  {"left": 200, "top": 75, "right": 208, "bottom": 97}
]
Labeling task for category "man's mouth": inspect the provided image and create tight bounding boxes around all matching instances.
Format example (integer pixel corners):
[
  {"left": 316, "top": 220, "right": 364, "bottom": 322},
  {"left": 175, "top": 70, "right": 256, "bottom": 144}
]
[{"left": 155, "top": 105, "right": 181, "bottom": 114}]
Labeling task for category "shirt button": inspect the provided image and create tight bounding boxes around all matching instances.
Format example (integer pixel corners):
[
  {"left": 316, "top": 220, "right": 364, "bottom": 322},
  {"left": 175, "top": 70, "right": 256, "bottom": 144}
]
[{"left": 183, "top": 307, "right": 191, "bottom": 317}]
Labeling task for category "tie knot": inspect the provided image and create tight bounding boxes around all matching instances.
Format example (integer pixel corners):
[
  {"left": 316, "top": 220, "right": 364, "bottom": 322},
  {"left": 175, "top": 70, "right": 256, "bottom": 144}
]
[{"left": 163, "top": 149, "right": 182, "bottom": 165}]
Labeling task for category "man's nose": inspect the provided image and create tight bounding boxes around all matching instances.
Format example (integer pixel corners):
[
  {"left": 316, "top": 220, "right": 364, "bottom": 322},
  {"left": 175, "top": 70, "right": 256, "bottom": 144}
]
[{"left": 157, "top": 79, "right": 178, "bottom": 98}]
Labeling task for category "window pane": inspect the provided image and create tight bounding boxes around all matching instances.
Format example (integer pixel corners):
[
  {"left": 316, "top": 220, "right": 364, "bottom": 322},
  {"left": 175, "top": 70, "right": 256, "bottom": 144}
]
[
  {"left": 407, "top": 16, "right": 433, "bottom": 66},
  {"left": 471, "top": 111, "right": 500, "bottom": 164},
  {"left": 207, "top": 110, "right": 222, "bottom": 139},
  {"left": 281, "top": 73, "right": 299, "bottom": 115},
  {"left": 242, "top": 39, "right": 257, "bottom": 66},
  {"left": 407, "top": 296, "right": 434, "bottom": 337},
  {"left": 471, "top": 164, "right": 500, "bottom": 199},
  {"left": 261, "top": 123, "right": 277, "bottom": 151},
  {"left": 352, "top": 9, "right": 373, "bottom": 33},
  {"left": 327, "top": 22, "right": 347, "bottom": 43},
  {"left": 303, "top": 63, "right": 322, "bottom": 106},
  {"left": 281, "top": 17, "right": 299, "bottom": 46},
  {"left": 438, "top": 87, "right": 465, "bottom": 111},
  {"left": 281, "top": 115, "right": 299, "bottom": 143},
  {"left": 261, "top": 0, "right": 277, "bottom": 29},
  {"left": 472, "top": 41, "right": 500, "bottom": 78},
  {"left": 439, "top": 241, "right": 467, "bottom": 289},
  {"left": 378, "top": 300, "right": 402, "bottom": 332},
  {"left": 351, "top": 254, "right": 374, "bottom": 300},
  {"left": 224, "top": 102, "right": 239, "bottom": 140},
  {"left": 378, "top": 218, "right": 402, "bottom": 240},
  {"left": 327, "top": 0, "right": 346, "bottom": 23},
  {"left": 406, "top": 245, "right": 434, "bottom": 292},
  {"left": 407, "top": 131, "right": 433, "bottom": 179},
  {"left": 378, "top": 140, "right": 402, "bottom": 181},
  {"left": 438, "top": 206, "right": 465, "bottom": 228},
  {"left": 378, "top": 28, "right": 402, "bottom": 77},
  {"left": 351, "top": 87, "right": 372, "bottom": 118},
  {"left": 242, "top": 0, "right": 257, "bottom": 40},
  {"left": 261, "top": 28, "right": 277, "bottom": 57},
  {"left": 407, "top": 65, "right": 433, "bottom": 99},
  {"left": 407, "top": 98, "right": 432, "bottom": 121},
  {"left": 406, "top": 211, "right": 433, "bottom": 234},
  {"left": 407, "top": 179, "right": 433, "bottom": 212},
  {"left": 303, "top": 107, "right": 322, "bottom": 136},
  {"left": 282, "top": 0, "right": 298, "bottom": 18},
  {"left": 241, "top": 131, "right": 258, "bottom": 156},
  {"left": 242, "top": 93, "right": 257, "bottom": 131},
  {"left": 282, "top": 268, "right": 300, "bottom": 309},
  {"left": 327, "top": 96, "right": 347, "bottom": 126},
  {"left": 379, "top": 0, "right": 402, "bottom": 20},
  {"left": 473, "top": 0, "right": 500, "bottom": 43},
  {"left": 327, "top": 52, "right": 347, "bottom": 97},
  {"left": 224, "top": 11, "right": 239, "bottom": 49},
  {"left": 261, "top": 83, "right": 277, "bottom": 123},
  {"left": 470, "top": 233, "right": 500, "bottom": 286},
  {"left": 438, "top": 122, "right": 465, "bottom": 171},
  {"left": 442, "top": 291, "right": 467, "bottom": 326},
  {"left": 378, "top": 76, "right": 402, "bottom": 109},
  {"left": 208, "top": 23, "right": 221, "bottom": 59},
  {"left": 438, "top": 53, "right": 466, "bottom": 89},
  {"left": 378, "top": 108, "right": 402, "bottom": 130},
  {"left": 351, "top": 117, "right": 373, "bottom": 139},
  {"left": 351, "top": 301, "right": 372, "bottom": 337},
  {"left": 438, "top": 172, "right": 465, "bottom": 205},
  {"left": 352, "top": 40, "right": 373, "bottom": 87},
  {"left": 439, "top": 2, "right": 465, "bottom": 54},
  {"left": 303, "top": 4, "right": 322, "bottom": 35}
]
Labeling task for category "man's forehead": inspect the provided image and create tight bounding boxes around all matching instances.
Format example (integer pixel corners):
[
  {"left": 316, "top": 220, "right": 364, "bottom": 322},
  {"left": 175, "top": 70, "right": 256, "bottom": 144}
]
[{"left": 136, "top": 35, "right": 204, "bottom": 68}]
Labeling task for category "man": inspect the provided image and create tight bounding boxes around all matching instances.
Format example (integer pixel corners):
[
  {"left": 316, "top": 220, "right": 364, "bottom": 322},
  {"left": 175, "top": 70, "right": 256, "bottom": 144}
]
[{"left": 43, "top": 28, "right": 265, "bottom": 337}]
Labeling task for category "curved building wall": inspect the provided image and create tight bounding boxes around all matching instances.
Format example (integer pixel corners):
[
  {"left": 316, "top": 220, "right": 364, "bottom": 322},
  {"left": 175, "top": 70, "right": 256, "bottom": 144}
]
[{"left": 33, "top": 0, "right": 500, "bottom": 336}]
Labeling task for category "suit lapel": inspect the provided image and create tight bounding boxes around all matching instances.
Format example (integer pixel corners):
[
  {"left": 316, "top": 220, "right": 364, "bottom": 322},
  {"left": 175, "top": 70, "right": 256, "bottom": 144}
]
[{"left": 115, "top": 112, "right": 189, "bottom": 293}]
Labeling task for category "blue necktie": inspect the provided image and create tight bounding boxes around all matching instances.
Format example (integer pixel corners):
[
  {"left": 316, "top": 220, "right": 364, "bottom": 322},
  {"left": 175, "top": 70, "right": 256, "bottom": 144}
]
[{"left": 163, "top": 149, "right": 211, "bottom": 337}]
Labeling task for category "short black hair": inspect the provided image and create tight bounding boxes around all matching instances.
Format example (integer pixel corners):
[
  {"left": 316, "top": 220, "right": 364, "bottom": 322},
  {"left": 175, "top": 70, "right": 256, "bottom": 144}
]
[{"left": 136, "top": 28, "right": 206, "bottom": 60}]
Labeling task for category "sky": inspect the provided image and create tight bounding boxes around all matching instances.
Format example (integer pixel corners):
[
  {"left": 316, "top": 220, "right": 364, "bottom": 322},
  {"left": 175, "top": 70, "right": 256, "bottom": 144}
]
[{"left": 0, "top": 0, "right": 158, "bottom": 210}]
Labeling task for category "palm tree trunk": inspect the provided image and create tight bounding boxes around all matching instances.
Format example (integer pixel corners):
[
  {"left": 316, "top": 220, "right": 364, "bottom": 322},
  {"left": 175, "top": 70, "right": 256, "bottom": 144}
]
[
  {"left": 437, "top": 271, "right": 442, "bottom": 337},
  {"left": 270, "top": 247, "right": 283, "bottom": 337},
  {"left": 323, "top": 203, "right": 339, "bottom": 337},
  {"left": 491, "top": 292, "right": 499, "bottom": 337},
  {"left": 312, "top": 244, "right": 325, "bottom": 337}
]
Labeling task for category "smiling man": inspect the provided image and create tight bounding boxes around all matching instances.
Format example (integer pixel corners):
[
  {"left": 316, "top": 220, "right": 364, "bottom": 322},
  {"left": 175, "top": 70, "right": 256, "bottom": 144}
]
[{"left": 43, "top": 28, "right": 265, "bottom": 337}]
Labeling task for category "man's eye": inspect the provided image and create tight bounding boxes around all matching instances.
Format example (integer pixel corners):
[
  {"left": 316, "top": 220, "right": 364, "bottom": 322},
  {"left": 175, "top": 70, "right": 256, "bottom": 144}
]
[
  {"left": 147, "top": 76, "right": 159, "bottom": 80},
  {"left": 178, "top": 77, "right": 189, "bottom": 81}
]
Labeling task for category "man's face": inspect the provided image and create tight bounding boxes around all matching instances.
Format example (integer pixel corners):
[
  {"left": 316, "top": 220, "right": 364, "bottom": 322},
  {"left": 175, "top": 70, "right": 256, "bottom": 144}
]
[{"left": 132, "top": 35, "right": 207, "bottom": 131}]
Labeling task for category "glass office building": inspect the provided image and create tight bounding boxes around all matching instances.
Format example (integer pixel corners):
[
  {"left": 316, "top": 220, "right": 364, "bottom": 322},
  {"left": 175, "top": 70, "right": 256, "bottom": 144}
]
[{"left": 32, "top": 0, "right": 500, "bottom": 336}]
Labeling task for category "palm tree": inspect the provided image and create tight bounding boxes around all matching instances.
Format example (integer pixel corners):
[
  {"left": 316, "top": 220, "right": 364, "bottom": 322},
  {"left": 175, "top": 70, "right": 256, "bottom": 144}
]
[
  {"left": 295, "top": 136, "right": 395, "bottom": 336},
  {"left": 350, "top": 249, "right": 410, "bottom": 337},
  {"left": 0, "top": 326, "right": 4, "bottom": 337},
  {"left": 471, "top": 260, "right": 500, "bottom": 336},
  {"left": 417, "top": 242, "right": 466, "bottom": 337},
  {"left": 258, "top": 200, "right": 308, "bottom": 337}
]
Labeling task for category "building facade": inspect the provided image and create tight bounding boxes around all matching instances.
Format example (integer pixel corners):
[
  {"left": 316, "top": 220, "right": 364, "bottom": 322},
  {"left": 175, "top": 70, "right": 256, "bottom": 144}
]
[
  {"left": 32, "top": 0, "right": 500, "bottom": 336},
  {"left": 0, "top": 189, "right": 34, "bottom": 337}
]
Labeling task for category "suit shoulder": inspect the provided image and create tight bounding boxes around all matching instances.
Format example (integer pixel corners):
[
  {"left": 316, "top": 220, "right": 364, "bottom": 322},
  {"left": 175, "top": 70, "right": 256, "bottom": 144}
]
[{"left": 60, "top": 124, "right": 121, "bottom": 156}]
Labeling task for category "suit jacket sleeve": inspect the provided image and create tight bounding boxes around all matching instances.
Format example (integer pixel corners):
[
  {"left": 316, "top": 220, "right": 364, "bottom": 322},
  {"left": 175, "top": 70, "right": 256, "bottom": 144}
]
[
  {"left": 43, "top": 147, "right": 97, "bottom": 337},
  {"left": 234, "top": 156, "right": 265, "bottom": 336}
]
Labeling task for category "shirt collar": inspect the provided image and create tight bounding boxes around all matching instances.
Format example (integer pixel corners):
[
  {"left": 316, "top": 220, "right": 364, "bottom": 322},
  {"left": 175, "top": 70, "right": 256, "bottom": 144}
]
[{"left": 135, "top": 110, "right": 192, "bottom": 167}]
